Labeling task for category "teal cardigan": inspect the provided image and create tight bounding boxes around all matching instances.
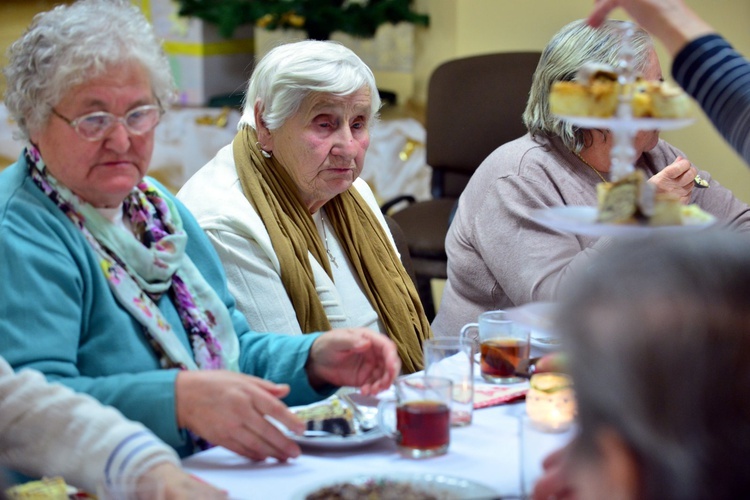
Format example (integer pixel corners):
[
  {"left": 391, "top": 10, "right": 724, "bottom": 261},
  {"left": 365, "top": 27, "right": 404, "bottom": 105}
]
[{"left": 0, "top": 156, "right": 327, "bottom": 457}]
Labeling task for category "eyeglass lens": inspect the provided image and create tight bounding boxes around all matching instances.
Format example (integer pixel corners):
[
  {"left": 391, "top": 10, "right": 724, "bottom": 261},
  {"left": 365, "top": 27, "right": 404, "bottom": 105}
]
[{"left": 74, "top": 105, "right": 161, "bottom": 140}]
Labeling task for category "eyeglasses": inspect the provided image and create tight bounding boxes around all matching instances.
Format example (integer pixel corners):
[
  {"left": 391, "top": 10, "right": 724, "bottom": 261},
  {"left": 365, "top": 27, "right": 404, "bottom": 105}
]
[{"left": 51, "top": 104, "right": 163, "bottom": 141}]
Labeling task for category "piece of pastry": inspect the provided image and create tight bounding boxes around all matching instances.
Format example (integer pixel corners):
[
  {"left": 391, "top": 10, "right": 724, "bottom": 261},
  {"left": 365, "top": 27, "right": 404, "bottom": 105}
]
[
  {"left": 294, "top": 396, "right": 355, "bottom": 436},
  {"left": 650, "top": 81, "right": 692, "bottom": 118},
  {"left": 550, "top": 68, "right": 619, "bottom": 117},
  {"left": 550, "top": 63, "right": 691, "bottom": 119},
  {"left": 649, "top": 193, "right": 683, "bottom": 226},
  {"left": 596, "top": 170, "right": 652, "bottom": 224}
]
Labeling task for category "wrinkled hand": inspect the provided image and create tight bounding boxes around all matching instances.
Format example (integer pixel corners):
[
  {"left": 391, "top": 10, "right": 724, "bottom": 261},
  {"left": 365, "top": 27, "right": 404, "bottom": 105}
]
[
  {"left": 306, "top": 328, "right": 401, "bottom": 395},
  {"left": 175, "top": 370, "right": 304, "bottom": 461},
  {"left": 532, "top": 444, "right": 577, "bottom": 500},
  {"left": 648, "top": 156, "right": 696, "bottom": 204},
  {"left": 138, "top": 462, "right": 227, "bottom": 499}
]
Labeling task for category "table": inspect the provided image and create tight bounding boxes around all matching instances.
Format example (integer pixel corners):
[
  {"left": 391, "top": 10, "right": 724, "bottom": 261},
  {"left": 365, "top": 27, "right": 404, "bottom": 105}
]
[{"left": 182, "top": 389, "right": 574, "bottom": 499}]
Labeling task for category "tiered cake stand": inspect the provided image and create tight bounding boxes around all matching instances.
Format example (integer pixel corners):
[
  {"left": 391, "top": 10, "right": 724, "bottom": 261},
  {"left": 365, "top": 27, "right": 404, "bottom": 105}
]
[{"left": 531, "top": 22, "right": 713, "bottom": 237}]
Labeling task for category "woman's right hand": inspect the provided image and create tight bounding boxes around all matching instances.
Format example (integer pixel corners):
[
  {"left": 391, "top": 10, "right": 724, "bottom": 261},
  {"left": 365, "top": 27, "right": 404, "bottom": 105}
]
[
  {"left": 648, "top": 156, "right": 697, "bottom": 204},
  {"left": 175, "top": 370, "right": 305, "bottom": 461}
]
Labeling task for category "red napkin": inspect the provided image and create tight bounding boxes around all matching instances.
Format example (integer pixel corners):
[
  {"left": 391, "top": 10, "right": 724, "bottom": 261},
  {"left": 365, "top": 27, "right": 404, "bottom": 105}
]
[{"left": 473, "top": 383, "right": 528, "bottom": 409}]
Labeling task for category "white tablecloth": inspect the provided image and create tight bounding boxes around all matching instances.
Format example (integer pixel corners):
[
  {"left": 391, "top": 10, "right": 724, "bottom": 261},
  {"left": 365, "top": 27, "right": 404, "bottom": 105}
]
[{"left": 182, "top": 391, "right": 574, "bottom": 499}]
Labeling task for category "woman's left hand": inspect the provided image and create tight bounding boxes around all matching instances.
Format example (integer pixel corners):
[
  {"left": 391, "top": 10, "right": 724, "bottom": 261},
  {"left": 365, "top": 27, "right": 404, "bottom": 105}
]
[
  {"left": 648, "top": 156, "right": 697, "bottom": 204},
  {"left": 306, "top": 328, "right": 401, "bottom": 395}
]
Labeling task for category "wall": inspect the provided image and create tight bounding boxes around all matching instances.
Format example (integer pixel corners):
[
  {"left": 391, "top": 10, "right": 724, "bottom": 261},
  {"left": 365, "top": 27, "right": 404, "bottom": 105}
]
[
  {"left": 0, "top": 1, "right": 73, "bottom": 98},
  {"left": 412, "top": 0, "right": 750, "bottom": 202}
]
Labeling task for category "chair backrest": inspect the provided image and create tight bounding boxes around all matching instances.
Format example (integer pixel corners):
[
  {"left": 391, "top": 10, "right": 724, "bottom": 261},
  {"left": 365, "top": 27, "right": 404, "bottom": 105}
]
[
  {"left": 384, "top": 214, "right": 417, "bottom": 286},
  {"left": 426, "top": 51, "right": 541, "bottom": 198}
]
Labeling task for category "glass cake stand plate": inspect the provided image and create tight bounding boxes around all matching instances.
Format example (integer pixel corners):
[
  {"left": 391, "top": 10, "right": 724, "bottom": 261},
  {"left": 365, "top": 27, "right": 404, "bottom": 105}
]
[
  {"left": 531, "top": 206, "right": 716, "bottom": 237},
  {"left": 556, "top": 115, "right": 694, "bottom": 132},
  {"left": 290, "top": 472, "right": 498, "bottom": 500}
]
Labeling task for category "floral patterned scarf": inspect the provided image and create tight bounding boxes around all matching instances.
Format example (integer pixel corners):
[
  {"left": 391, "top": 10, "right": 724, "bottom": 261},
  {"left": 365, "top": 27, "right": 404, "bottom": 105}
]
[{"left": 25, "top": 145, "right": 239, "bottom": 372}]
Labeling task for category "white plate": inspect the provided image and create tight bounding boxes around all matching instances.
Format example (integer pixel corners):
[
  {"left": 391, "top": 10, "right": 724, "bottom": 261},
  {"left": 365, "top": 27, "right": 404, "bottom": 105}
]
[
  {"left": 556, "top": 115, "right": 694, "bottom": 132},
  {"left": 290, "top": 472, "right": 498, "bottom": 500},
  {"left": 289, "top": 426, "right": 386, "bottom": 450},
  {"left": 531, "top": 206, "right": 716, "bottom": 237},
  {"left": 286, "top": 395, "right": 387, "bottom": 450}
]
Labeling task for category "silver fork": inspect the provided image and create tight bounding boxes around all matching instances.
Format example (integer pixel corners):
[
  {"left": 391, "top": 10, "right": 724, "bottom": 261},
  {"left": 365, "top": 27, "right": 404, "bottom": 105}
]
[{"left": 340, "top": 393, "right": 378, "bottom": 432}]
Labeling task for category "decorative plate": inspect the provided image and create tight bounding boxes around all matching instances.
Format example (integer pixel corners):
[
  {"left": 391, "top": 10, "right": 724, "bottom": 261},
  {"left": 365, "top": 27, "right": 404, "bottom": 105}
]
[{"left": 290, "top": 472, "right": 498, "bottom": 500}]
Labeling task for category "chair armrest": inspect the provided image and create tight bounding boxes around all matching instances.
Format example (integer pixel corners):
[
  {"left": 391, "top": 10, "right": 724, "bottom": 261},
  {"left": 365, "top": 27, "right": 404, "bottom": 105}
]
[{"left": 380, "top": 194, "right": 416, "bottom": 215}]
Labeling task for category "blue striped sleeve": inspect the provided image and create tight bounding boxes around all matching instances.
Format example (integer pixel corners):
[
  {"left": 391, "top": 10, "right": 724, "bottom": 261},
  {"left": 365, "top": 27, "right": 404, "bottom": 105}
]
[{"left": 673, "top": 34, "right": 750, "bottom": 166}]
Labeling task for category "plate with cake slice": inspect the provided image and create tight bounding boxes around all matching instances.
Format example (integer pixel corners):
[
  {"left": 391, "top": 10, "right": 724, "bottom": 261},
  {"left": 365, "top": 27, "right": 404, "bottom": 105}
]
[{"left": 285, "top": 394, "right": 387, "bottom": 449}]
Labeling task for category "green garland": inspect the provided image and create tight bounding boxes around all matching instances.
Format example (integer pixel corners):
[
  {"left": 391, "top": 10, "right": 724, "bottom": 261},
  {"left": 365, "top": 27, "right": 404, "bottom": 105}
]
[{"left": 175, "top": 0, "right": 429, "bottom": 41}]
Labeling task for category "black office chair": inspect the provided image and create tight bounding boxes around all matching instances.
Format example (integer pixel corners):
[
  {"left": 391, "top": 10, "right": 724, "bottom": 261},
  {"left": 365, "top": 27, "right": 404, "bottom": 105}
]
[{"left": 382, "top": 52, "right": 542, "bottom": 320}]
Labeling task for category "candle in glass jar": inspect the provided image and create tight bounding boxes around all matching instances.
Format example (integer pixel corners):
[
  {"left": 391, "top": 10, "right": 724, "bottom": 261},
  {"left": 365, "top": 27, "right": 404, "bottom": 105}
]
[{"left": 526, "top": 372, "right": 576, "bottom": 432}]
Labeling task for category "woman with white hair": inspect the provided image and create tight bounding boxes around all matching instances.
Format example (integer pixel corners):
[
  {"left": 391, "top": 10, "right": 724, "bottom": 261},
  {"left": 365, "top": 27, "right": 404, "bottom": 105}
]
[
  {"left": 432, "top": 19, "right": 750, "bottom": 338},
  {"left": 178, "top": 40, "right": 431, "bottom": 373}
]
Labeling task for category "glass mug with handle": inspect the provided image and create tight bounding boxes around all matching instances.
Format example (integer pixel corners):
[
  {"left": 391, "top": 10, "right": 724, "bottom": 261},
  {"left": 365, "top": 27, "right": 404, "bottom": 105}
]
[
  {"left": 460, "top": 310, "right": 530, "bottom": 384},
  {"left": 377, "top": 375, "right": 452, "bottom": 459}
]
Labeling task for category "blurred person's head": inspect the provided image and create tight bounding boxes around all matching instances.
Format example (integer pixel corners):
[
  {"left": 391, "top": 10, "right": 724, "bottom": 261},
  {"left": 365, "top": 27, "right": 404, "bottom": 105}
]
[{"left": 558, "top": 231, "right": 750, "bottom": 499}]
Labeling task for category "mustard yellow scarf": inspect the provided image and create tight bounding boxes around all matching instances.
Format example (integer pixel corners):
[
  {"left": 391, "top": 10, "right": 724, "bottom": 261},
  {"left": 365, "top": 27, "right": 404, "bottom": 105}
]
[{"left": 233, "top": 127, "right": 431, "bottom": 373}]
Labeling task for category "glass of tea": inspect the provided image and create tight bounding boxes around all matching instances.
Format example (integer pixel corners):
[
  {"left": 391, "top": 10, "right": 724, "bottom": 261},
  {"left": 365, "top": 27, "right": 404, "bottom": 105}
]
[
  {"left": 460, "top": 310, "right": 530, "bottom": 384},
  {"left": 378, "top": 375, "right": 452, "bottom": 459},
  {"left": 423, "top": 338, "right": 474, "bottom": 427}
]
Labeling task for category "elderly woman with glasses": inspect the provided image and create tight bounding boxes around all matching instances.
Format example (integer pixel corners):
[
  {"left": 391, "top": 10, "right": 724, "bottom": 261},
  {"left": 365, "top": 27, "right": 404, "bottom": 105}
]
[
  {"left": 0, "top": 0, "right": 399, "bottom": 467},
  {"left": 177, "top": 40, "right": 432, "bottom": 373}
]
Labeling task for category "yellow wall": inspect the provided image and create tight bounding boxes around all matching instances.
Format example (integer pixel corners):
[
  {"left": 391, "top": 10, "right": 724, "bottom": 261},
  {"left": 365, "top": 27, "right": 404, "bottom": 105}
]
[
  {"left": 3, "top": 1, "right": 750, "bottom": 201},
  {"left": 0, "top": 1, "right": 73, "bottom": 97}
]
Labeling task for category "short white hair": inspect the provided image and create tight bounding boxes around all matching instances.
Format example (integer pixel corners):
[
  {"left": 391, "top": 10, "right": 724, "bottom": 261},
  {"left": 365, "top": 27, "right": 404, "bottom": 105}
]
[
  {"left": 240, "top": 40, "right": 381, "bottom": 130},
  {"left": 3, "top": 0, "right": 175, "bottom": 141}
]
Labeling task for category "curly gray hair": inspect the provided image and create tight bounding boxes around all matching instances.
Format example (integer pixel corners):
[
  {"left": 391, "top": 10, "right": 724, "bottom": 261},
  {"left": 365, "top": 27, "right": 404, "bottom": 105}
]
[
  {"left": 3, "top": 0, "right": 175, "bottom": 141},
  {"left": 522, "top": 19, "right": 654, "bottom": 151},
  {"left": 240, "top": 40, "right": 381, "bottom": 131}
]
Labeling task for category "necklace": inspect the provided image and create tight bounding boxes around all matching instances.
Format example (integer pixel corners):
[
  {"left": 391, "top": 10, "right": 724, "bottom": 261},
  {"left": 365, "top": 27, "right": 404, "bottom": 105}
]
[
  {"left": 574, "top": 151, "right": 608, "bottom": 183},
  {"left": 320, "top": 211, "right": 339, "bottom": 269}
]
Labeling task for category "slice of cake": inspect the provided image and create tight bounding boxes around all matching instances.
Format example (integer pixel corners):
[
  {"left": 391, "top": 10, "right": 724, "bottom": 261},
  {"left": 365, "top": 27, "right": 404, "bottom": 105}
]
[
  {"left": 294, "top": 396, "right": 355, "bottom": 436},
  {"left": 550, "top": 67, "right": 619, "bottom": 118},
  {"left": 649, "top": 193, "right": 683, "bottom": 226},
  {"left": 596, "top": 170, "right": 652, "bottom": 224},
  {"left": 596, "top": 170, "right": 690, "bottom": 226}
]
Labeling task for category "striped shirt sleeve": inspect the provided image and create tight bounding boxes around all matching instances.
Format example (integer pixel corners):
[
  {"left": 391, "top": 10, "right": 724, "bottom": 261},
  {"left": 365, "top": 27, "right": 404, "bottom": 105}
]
[{"left": 673, "top": 34, "right": 750, "bottom": 166}]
